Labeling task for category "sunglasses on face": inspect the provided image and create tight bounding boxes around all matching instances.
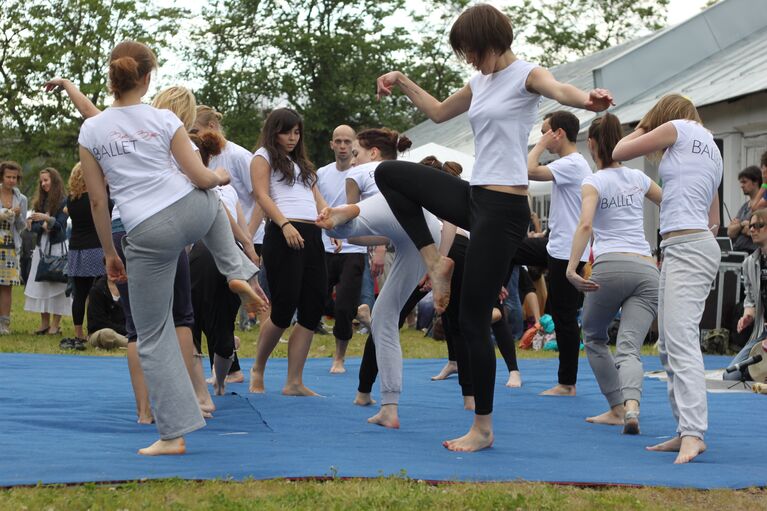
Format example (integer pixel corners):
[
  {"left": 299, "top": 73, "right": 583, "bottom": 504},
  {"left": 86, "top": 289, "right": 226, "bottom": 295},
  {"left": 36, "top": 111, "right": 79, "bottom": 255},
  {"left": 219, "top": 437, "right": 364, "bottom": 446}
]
[{"left": 749, "top": 223, "right": 766, "bottom": 230}]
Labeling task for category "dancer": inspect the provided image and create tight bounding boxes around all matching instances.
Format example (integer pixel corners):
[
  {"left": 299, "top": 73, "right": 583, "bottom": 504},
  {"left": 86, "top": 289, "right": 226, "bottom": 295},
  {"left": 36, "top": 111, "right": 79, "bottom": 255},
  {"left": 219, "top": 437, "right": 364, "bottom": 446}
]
[
  {"left": 65, "top": 163, "right": 109, "bottom": 349},
  {"left": 613, "top": 93, "right": 722, "bottom": 464},
  {"left": 524, "top": 110, "right": 593, "bottom": 396},
  {"left": 316, "top": 125, "right": 366, "bottom": 374},
  {"left": 0, "top": 161, "right": 27, "bottom": 334},
  {"left": 317, "top": 128, "right": 443, "bottom": 428},
  {"left": 25, "top": 167, "right": 70, "bottom": 335},
  {"left": 249, "top": 108, "right": 328, "bottom": 397},
  {"left": 78, "top": 40, "right": 263, "bottom": 456},
  {"left": 373, "top": 4, "right": 612, "bottom": 450},
  {"left": 188, "top": 128, "right": 266, "bottom": 396},
  {"left": 565, "top": 113, "right": 662, "bottom": 434}
]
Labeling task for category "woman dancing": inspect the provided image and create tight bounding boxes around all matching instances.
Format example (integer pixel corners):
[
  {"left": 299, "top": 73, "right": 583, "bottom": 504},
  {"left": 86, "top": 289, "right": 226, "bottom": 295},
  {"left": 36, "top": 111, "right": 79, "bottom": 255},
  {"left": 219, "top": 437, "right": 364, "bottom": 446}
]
[
  {"left": 79, "top": 40, "right": 264, "bottom": 456},
  {"left": 613, "top": 94, "right": 722, "bottom": 464},
  {"left": 249, "top": 108, "right": 328, "bottom": 397},
  {"left": 372, "top": 4, "right": 613, "bottom": 451},
  {"left": 566, "top": 113, "right": 661, "bottom": 434}
]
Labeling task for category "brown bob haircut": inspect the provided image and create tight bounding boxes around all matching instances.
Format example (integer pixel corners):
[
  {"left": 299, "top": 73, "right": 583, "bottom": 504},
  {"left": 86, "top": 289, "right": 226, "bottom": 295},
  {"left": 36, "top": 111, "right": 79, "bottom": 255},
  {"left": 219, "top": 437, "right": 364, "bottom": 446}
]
[{"left": 449, "top": 4, "right": 514, "bottom": 64}]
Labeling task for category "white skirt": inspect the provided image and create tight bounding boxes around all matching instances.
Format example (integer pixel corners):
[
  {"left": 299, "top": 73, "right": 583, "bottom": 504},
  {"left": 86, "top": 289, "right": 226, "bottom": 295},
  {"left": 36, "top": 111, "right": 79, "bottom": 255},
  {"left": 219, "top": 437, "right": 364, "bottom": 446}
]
[{"left": 24, "top": 233, "right": 72, "bottom": 316}]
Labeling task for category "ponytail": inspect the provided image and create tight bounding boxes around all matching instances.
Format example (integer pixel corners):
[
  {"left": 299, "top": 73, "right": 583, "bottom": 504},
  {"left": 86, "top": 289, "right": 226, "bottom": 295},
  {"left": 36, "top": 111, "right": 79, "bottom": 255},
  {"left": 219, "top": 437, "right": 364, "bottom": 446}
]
[{"left": 588, "top": 113, "right": 623, "bottom": 167}]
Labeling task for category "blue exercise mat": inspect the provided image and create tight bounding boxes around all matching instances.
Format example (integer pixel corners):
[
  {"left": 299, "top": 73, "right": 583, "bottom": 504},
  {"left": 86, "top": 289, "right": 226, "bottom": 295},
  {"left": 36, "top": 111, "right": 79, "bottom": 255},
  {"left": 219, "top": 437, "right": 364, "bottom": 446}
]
[{"left": 0, "top": 353, "right": 764, "bottom": 488}]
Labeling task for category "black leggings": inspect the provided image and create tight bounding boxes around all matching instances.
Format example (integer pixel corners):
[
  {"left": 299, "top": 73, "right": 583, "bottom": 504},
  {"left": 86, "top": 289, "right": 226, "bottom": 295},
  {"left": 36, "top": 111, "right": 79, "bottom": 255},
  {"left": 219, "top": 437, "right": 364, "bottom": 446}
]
[
  {"left": 376, "top": 161, "right": 529, "bottom": 415},
  {"left": 511, "top": 237, "right": 584, "bottom": 385},
  {"left": 189, "top": 242, "right": 240, "bottom": 363},
  {"left": 325, "top": 252, "right": 365, "bottom": 341},
  {"left": 72, "top": 276, "right": 96, "bottom": 328},
  {"left": 262, "top": 221, "right": 327, "bottom": 330}
]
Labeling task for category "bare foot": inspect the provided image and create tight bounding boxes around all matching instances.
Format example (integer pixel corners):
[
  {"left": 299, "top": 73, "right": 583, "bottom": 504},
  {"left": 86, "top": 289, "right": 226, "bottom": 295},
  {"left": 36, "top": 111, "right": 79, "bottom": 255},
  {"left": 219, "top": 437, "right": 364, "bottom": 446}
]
[
  {"left": 586, "top": 408, "right": 624, "bottom": 426},
  {"left": 282, "top": 383, "right": 320, "bottom": 396},
  {"left": 229, "top": 279, "right": 267, "bottom": 314},
  {"left": 431, "top": 361, "right": 458, "bottom": 380},
  {"left": 429, "top": 256, "right": 454, "bottom": 314},
  {"left": 226, "top": 370, "right": 244, "bottom": 384},
  {"left": 138, "top": 437, "right": 186, "bottom": 456},
  {"left": 367, "top": 404, "right": 400, "bottom": 429},
  {"left": 646, "top": 436, "right": 682, "bottom": 452},
  {"left": 137, "top": 415, "right": 154, "bottom": 425},
  {"left": 505, "top": 370, "right": 522, "bottom": 388},
  {"left": 675, "top": 436, "right": 706, "bottom": 464},
  {"left": 316, "top": 204, "right": 360, "bottom": 230},
  {"left": 443, "top": 423, "right": 493, "bottom": 452},
  {"left": 463, "top": 396, "right": 475, "bottom": 411},
  {"left": 330, "top": 358, "right": 346, "bottom": 374},
  {"left": 354, "top": 392, "right": 376, "bottom": 406},
  {"left": 540, "top": 384, "right": 576, "bottom": 396},
  {"left": 356, "top": 304, "right": 371, "bottom": 330},
  {"left": 202, "top": 410, "right": 213, "bottom": 419},
  {"left": 249, "top": 367, "right": 265, "bottom": 393}
]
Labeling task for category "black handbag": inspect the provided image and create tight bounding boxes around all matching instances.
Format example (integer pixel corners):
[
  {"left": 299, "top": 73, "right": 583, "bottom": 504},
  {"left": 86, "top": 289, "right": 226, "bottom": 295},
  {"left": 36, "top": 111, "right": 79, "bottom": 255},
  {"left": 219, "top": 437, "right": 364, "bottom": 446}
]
[{"left": 35, "top": 240, "right": 68, "bottom": 283}]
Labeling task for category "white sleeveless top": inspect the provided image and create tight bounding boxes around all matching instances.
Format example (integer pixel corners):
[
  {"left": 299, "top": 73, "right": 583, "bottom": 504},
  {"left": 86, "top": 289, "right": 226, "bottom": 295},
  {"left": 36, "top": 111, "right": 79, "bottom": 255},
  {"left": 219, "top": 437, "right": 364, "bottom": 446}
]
[
  {"left": 254, "top": 147, "right": 316, "bottom": 222},
  {"left": 468, "top": 59, "right": 541, "bottom": 187}
]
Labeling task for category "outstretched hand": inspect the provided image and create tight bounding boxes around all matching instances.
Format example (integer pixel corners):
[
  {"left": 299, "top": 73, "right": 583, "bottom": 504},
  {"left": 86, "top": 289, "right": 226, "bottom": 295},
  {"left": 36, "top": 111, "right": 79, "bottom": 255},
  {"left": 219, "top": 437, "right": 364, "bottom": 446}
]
[
  {"left": 584, "top": 88, "right": 615, "bottom": 112},
  {"left": 44, "top": 77, "right": 68, "bottom": 93},
  {"left": 376, "top": 71, "right": 401, "bottom": 101}
]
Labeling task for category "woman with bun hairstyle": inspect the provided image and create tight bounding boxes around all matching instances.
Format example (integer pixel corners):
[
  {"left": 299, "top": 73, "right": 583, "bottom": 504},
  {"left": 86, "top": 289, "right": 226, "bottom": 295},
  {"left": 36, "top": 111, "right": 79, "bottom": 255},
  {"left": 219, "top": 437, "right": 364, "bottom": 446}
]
[
  {"left": 317, "top": 128, "right": 443, "bottom": 429},
  {"left": 372, "top": 3, "right": 613, "bottom": 451},
  {"left": 0, "top": 161, "right": 27, "bottom": 334},
  {"left": 25, "top": 167, "right": 70, "bottom": 335},
  {"left": 566, "top": 113, "right": 661, "bottom": 435},
  {"left": 188, "top": 128, "right": 262, "bottom": 396},
  {"left": 249, "top": 108, "right": 328, "bottom": 397},
  {"left": 613, "top": 94, "right": 722, "bottom": 464},
  {"left": 78, "top": 41, "right": 264, "bottom": 456}
]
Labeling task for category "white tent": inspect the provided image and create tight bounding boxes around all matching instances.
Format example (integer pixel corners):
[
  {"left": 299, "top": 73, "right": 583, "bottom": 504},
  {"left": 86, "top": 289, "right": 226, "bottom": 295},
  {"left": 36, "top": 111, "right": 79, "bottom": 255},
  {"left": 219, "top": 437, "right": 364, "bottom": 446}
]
[{"left": 401, "top": 142, "right": 552, "bottom": 197}]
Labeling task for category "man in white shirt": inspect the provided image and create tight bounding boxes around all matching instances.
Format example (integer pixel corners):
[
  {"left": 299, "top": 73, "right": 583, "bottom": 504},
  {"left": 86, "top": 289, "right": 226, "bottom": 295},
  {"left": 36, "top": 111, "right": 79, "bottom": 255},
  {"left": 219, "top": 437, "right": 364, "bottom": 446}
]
[
  {"left": 316, "top": 125, "right": 367, "bottom": 373},
  {"left": 515, "top": 110, "right": 593, "bottom": 397}
]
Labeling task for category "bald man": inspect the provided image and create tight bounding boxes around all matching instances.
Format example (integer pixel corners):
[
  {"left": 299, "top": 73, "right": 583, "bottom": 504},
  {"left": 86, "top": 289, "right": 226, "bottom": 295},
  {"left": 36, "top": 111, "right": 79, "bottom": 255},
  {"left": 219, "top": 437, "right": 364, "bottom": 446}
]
[{"left": 316, "top": 125, "right": 366, "bottom": 373}]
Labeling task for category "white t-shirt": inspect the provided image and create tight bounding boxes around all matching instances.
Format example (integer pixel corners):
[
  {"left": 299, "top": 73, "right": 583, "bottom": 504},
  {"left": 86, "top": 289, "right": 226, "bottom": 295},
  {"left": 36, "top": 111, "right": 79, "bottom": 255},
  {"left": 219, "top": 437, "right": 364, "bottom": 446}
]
[
  {"left": 658, "top": 119, "right": 723, "bottom": 235},
  {"left": 346, "top": 161, "right": 380, "bottom": 200},
  {"left": 317, "top": 162, "right": 366, "bottom": 254},
  {"left": 546, "top": 152, "right": 592, "bottom": 261},
  {"left": 469, "top": 60, "right": 541, "bottom": 187},
  {"left": 78, "top": 104, "right": 194, "bottom": 233},
  {"left": 253, "top": 147, "right": 316, "bottom": 221},
  {"left": 582, "top": 167, "right": 652, "bottom": 259},
  {"left": 216, "top": 185, "right": 239, "bottom": 218},
  {"left": 208, "top": 141, "right": 254, "bottom": 229},
  {"left": 254, "top": 220, "right": 265, "bottom": 245}
]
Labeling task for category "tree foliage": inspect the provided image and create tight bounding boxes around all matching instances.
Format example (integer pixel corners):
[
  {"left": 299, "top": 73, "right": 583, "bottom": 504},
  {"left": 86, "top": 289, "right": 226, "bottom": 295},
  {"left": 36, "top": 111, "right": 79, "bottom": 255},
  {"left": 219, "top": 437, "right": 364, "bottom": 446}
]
[
  {"left": 506, "top": 0, "right": 670, "bottom": 67},
  {"left": 0, "top": 0, "right": 186, "bottom": 189}
]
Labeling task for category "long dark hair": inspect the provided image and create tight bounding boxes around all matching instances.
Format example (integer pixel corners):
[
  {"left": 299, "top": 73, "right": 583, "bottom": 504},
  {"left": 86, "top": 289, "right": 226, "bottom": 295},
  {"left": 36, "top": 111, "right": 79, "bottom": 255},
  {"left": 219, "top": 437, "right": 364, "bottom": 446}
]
[
  {"left": 256, "top": 108, "right": 315, "bottom": 187},
  {"left": 588, "top": 113, "right": 623, "bottom": 168},
  {"left": 32, "top": 167, "right": 65, "bottom": 215}
]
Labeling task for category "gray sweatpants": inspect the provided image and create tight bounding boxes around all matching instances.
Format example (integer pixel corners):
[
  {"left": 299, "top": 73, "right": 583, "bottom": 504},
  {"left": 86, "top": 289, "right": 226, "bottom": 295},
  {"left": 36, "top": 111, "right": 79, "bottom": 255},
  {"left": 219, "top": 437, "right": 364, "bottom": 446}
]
[
  {"left": 658, "top": 231, "right": 720, "bottom": 440},
  {"left": 582, "top": 254, "right": 659, "bottom": 407},
  {"left": 124, "top": 189, "right": 258, "bottom": 439},
  {"left": 329, "top": 193, "right": 441, "bottom": 405}
]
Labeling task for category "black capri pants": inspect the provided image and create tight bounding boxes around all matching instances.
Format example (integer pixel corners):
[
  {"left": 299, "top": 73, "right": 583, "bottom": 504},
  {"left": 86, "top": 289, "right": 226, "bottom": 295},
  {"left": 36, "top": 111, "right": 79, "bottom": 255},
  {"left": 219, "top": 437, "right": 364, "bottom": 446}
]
[
  {"left": 263, "top": 221, "right": 327, "bottom": 330},
  {"left": 325, "top": 252, "right": 365, "bottom": 341},
  {"left": 375, "top": 161, "right": 529, "bottom": 416}
]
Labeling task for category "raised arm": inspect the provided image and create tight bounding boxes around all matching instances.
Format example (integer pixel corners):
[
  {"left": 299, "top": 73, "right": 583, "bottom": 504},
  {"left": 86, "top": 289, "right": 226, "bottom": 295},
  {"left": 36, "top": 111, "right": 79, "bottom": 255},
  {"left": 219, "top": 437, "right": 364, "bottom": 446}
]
[
  {"left": 376, "top": 71, "right": 472, "bottom": 124},
  {"left": 612, "top": 123, "right": 677, "bottom": 162},
  {"left": 79, "top": 146, "right": 125, "bottom": 282},
  {"left": 527, "top": 131, "right": 556, "bottom": 182},
  {"left": 45, "top": 78, "right": 101, "bottom": 119},
  {"left": 170, "top": 128, "right": 228, "bottom": 189},
  {"left": 526, "top": 68, "right": 614, "bottom": 112},
  {"left": 565, "top": 185, "right": 599, "bottom": 293}
]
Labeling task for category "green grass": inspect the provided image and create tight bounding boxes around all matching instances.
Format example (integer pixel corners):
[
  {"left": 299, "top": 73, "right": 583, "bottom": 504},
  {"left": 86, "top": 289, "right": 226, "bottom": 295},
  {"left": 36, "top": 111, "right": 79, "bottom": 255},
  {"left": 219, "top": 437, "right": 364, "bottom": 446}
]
[{"left": 2, "top": 286, "right": 761, "bottom": 510}]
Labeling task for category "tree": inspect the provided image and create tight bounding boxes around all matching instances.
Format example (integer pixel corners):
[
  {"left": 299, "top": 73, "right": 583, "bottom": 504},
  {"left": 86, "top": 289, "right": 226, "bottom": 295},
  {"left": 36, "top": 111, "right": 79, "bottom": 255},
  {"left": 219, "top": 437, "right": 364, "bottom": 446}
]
[
  {"left": 0, "top": 0, "right": 186, "bottom": 186},
  {"left": 506, "top": 0, "right": 670, "bottom": 67}
]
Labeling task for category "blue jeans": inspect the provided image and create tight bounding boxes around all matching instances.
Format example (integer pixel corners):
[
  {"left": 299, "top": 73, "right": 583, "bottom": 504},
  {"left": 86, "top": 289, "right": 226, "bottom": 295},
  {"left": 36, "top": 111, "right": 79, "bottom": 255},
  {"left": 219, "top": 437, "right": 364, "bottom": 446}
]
[
  {"left": 504, "top": 266, "right": 523, "bottom": 339},
  {"left": 359, "top": 256, "right": 375, "bottom": 309}
]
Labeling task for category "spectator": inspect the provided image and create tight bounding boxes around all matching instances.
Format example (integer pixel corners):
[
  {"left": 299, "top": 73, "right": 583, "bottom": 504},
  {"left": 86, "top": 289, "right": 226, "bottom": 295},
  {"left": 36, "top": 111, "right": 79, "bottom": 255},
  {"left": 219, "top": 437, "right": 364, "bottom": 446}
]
[
  {"left": 727, "top": 165, "right": 761, "bottom": 253},
  {"left": 24, "top": 167, "right": 70, "bottom": 335},
  {"left": 86, "top": 275, "right": 128, "bottom": 349},
  {"left": 0, "top": 161, "right": 28, "bottom": 334}
]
